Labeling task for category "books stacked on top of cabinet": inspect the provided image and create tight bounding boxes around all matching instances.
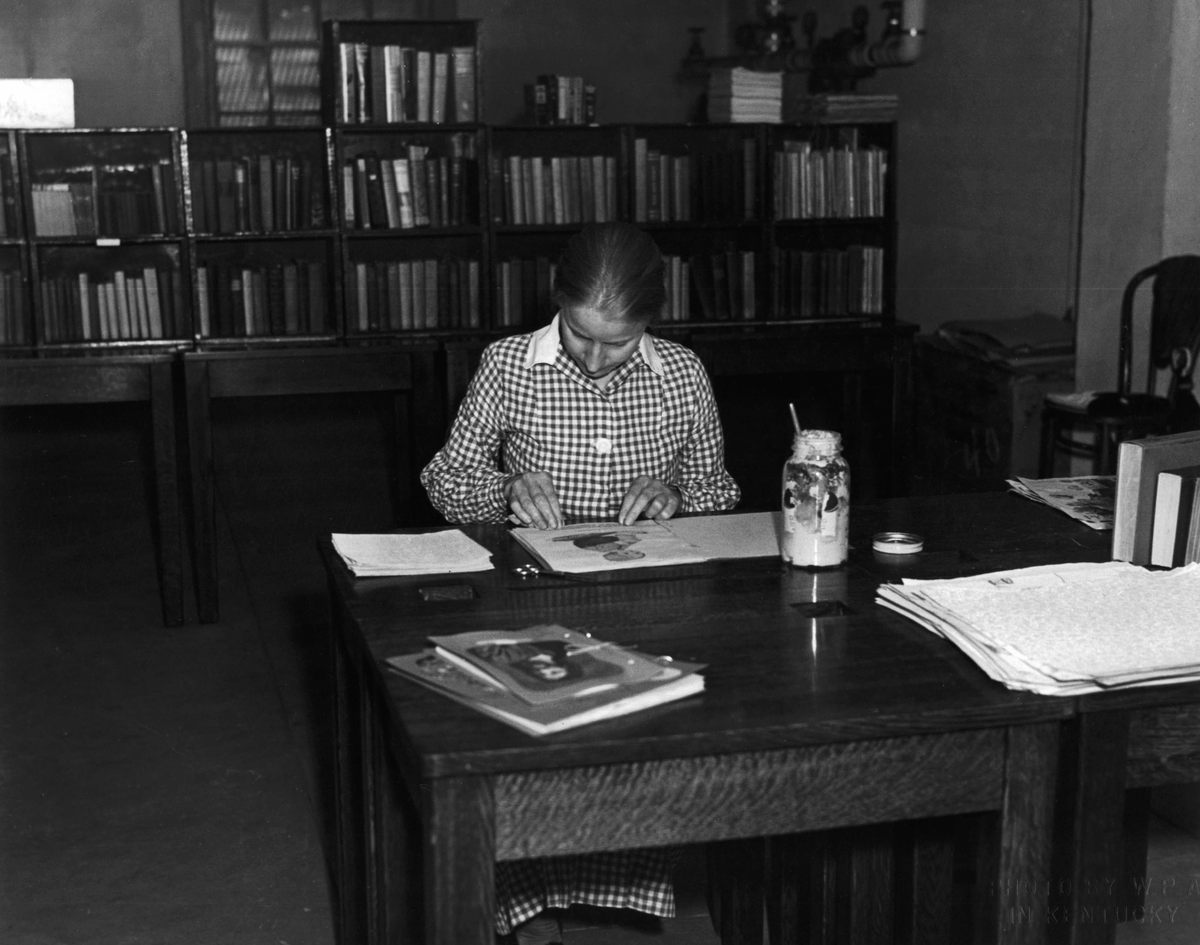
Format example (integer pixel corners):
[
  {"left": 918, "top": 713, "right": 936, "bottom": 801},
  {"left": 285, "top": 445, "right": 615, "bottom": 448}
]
[
  {"left": 387, "top": 624, "right": 705, "bottom": 736},
  {"left": 707, "top": 68, "right": 782, "bottom": 123},
  {"left": 783, "top": 91, "right": 899, "bottom": 124},
  {"left": 1111, "top": 429, "right": 1200, "bottom": 567},
  {"left": 877, "top": 560, "right": 1200, "bottom": 695}
]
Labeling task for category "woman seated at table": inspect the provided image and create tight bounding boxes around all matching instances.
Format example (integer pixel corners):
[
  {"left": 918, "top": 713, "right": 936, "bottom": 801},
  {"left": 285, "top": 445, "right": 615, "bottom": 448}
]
[{"left": 421, "top": 220, "right": 740, "bottom": 944}]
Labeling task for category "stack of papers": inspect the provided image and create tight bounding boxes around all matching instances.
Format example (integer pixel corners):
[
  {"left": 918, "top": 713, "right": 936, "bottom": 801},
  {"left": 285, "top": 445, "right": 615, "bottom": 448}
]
[
  {"left": 708, "top": 68, "right": 783, "bottom": 122},
  {"left": 387, "top": 624, "right": 705, "bottom": 736},
  {"left": 1006, "top": 476, "right": 1114, "bottom": 530},
  {"left": 877, "top": 561, "right": 1200, "bottom": 695},
  {"left": 331, "top": 530, "right": 493, "bottom": 576}
]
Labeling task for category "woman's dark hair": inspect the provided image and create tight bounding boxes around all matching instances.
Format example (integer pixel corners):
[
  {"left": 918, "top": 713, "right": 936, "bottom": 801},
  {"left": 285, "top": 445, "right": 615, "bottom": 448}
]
[{"left": 552, "top": 221, "right": 666, "bottom": 324}]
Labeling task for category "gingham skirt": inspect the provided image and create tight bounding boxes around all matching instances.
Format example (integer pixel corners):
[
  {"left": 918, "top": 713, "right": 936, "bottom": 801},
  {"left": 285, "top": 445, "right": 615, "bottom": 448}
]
[{"left": 494, "top": 847, "right": 678, "bottom": 935}]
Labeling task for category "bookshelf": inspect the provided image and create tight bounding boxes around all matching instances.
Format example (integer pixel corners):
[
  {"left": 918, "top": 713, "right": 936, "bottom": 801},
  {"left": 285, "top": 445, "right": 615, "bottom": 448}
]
[
  {"left": 0, "top": 68, "right": 908, "bottom": 512},
  {"left": 183, "top": 126, "right": 338, "bottom": 345},
  {"left": 16, "top": 128, "right": 189, "bottom": 353},
  {"left": 0, "top": 130, "right": 30, "bottom": 349},
  {"left": 0, "top": 119, "right": 902, "bottom": 353},
  {"left": 488, "top": 124, "right": 623, "bottom": 331},
  {"left": 320, "top": 20, "right": 480, "bottom": 128},
  {"left": 334, "top": 126, "right": 486, "bottom": 336},
  {"left": 767, "top": 122, "right": 895, "bottom": 322}
]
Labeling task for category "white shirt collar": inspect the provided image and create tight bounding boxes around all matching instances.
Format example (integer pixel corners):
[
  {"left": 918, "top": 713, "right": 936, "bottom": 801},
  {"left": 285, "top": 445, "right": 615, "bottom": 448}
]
[{"left": 524, "top": 313, "right": 663, "bottom": 376}]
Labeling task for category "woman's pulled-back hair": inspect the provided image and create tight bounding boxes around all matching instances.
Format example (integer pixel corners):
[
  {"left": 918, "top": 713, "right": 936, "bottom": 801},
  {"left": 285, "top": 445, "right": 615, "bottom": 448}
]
[{"left": 551, "top": 221, "right": 666, "bottom": 324}]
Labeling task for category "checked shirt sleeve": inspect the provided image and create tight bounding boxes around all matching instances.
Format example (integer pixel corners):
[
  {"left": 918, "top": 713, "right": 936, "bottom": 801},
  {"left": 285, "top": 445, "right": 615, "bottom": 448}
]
[
  {"left": 420, "top": 346, "right": 513, "bottom": 524},
  {"left": 673, "top": 358, "right": 741, "bottom": 513}
]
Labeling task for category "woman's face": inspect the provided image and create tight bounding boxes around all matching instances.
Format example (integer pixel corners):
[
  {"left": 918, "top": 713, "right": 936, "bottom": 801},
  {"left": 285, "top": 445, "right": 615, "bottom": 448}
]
[{"left": 559, "top": 306, "right": 645, "bottom": 386}]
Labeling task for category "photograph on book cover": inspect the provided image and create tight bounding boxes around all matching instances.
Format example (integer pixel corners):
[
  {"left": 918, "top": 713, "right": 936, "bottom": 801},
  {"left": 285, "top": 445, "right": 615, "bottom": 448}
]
[
  {"left": 512, "top": 520, "right": 707, "bottom": 573},
  {"left": 429, "top": 624, "right": 679, "bottom": 705}
]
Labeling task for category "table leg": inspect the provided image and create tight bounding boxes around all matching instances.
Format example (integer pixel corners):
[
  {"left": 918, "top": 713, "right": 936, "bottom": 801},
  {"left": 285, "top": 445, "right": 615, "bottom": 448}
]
[
  {"left": 424, "top": 775, "right": 495, "bottom": 945},
  {"left": 184, "top": 361, "right": 220, "bottom": 623},
  {"left": 992, "top": 722, "right": 1059, "bottom": 945},
  {"left": 1055, "top": 711, "right": 1132, "bottom": 945},
  {"left": 147, "top": 360, "right": 184, "bottom": 626},
  {"left": 330, "top": 591, "right": 367, "bottom": 945}
]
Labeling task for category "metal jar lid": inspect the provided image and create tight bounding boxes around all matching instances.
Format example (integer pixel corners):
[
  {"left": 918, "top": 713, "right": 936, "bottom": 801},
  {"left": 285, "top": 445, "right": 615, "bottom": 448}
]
[{"left": 872, "top": 531, "right": 924, "bottom": 555}]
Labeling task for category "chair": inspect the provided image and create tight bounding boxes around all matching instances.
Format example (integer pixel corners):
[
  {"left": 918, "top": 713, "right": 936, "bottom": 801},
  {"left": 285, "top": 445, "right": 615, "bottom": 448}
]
[{"left": 1039, "top": 255, "right": 1200, "bottom": 476}]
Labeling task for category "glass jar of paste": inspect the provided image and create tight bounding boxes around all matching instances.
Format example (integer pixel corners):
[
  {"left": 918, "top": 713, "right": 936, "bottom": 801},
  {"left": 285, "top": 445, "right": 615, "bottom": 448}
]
[{"left": 781, "top": 429, "right": 850, "bottom": 568}]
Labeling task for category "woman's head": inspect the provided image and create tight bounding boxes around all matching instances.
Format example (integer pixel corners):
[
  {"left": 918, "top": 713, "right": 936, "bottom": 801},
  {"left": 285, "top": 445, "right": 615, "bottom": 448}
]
[
  {"left": 552, "top": 221, "right": 667, "bottom": 326},
  {"left": 552, "top": 223, "right": 666, "bottom": 383}
]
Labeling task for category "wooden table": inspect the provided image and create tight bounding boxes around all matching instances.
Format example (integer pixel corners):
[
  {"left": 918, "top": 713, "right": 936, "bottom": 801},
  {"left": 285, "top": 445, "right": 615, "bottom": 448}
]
[
  {"left": 0, "top": 355, "right": 184, "bottom": 626},
  {"left": 183, "top": 345, "right": 440, "bottom": 623},
  {"left": 322, "top": 493, "right": 1124, "bottom": 945}
]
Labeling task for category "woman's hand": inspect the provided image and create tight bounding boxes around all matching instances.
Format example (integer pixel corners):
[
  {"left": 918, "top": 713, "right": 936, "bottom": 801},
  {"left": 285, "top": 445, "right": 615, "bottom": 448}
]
[
  {"left": 619, "top": 476, "right": 681, "bottom": 525},
  {"left": 504, "top": 471, "right": 564, "bottom": 529}
]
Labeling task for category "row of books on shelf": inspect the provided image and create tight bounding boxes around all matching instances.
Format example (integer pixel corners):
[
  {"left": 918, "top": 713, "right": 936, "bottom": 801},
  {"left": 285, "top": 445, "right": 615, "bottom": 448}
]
[
  {"left": 37, "top": 266, "right": 181, "bottom": 342},
  {"left": 348, "top": 256, "right": 481, "bottom": 332},
  {"left": 1113, "top": 429, "right": 1200, "bottom": 568},
  {"left": 632, "top": 138, "right": 757, "bottom": 224},
  {"left": 195, "top": 260, "right": 329, "bottom": 339},
  {"left": 342, "top": 143, "right": 478, "bottom": 230},
  {"left": 524, "top": 74, "right": 597, "bottom": 126},
  {"left": 29, "top": 161, "right": 180, "bottom": 237},
  {"left": 0, "top": 268, "right": 27, "bottom": 344},
  {"left": 190, "top": 156, "right": 325, "bottom": 235},
  {"left": 335, "top": 42, "right": 477, "bottom": 125},
  {"left": 772, "top": 139, "right": 888, "bottom": 220},
  {"left": 493, "top": 256, "right": 555, "bottom": 328},
  {"left": 772, "top": 245, "right": 886, "bottom": 319},
  {"left": 497, "top": 153, "right": 618, "bottom": 227}
]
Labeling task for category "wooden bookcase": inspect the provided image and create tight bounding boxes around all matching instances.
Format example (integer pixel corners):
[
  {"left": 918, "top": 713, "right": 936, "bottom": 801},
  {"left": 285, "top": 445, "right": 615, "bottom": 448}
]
[
  {"left": 320, "top": 19, "right": 480, "bottom": 128},
  {"left": 183, "top": 126, "right": 339, "bottom": 346},
  {"left": 0, "top": 130, "right": 30, "bottom": 349},
  {"left": 15, "top": 128, "right": 190, "bottom": 354},
  {"left": 487, "top": 124, "right": 624, "bottom": 331}
]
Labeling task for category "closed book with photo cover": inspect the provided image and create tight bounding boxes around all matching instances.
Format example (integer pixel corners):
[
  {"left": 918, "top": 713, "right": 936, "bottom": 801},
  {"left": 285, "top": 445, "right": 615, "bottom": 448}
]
[
  {"left": 386, "top": 647, "right": 705, "bottom": 736},
  {"left": 427, "top": 624, "right": 685, "bottom": 706}
]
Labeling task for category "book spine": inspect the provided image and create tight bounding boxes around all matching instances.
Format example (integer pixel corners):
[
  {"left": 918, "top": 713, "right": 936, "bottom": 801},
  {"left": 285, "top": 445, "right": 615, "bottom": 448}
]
[{"left": 452, "top": 46, "right": 476, "bottom": 122}]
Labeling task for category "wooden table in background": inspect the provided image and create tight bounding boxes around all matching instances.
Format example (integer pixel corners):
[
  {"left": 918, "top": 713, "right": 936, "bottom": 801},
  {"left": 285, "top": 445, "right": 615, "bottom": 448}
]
[{"left": 321, "top": 493, "right": 1126, "bottom": 945}]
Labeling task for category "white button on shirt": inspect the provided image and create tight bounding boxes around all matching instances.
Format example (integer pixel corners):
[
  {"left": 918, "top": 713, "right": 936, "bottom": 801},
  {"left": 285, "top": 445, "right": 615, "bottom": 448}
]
[{"left": 593, "top": 436, "right": 613, "bottom": 455}]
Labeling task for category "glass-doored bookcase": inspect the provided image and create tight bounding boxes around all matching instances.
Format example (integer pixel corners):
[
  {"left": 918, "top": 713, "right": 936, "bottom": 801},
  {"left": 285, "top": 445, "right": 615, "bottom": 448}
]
[
  {"left": 183, "top": 125, "right": 338, "bottom": 345},
  {"left": 18, "top": 128, "right": 190, "bottom": 352}
]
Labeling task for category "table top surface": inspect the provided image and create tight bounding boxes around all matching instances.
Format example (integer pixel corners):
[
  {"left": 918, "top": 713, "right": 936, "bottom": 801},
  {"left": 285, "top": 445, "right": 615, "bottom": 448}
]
[{"left": 322, "top": 491, "right": 1190, "bottom": 780}]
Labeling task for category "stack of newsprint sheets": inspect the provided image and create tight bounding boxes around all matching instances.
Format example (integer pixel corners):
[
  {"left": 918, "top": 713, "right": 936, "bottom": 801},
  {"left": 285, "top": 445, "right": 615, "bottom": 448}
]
[
  {"left": 1006, "top": 476, "right": 1114, "bottom": 531},
  {"left": 332, "top": 530, "right": 493, "bottom": 576},
  {"left": 876, "top": 561, "right": 1200, "bottom": 695}
]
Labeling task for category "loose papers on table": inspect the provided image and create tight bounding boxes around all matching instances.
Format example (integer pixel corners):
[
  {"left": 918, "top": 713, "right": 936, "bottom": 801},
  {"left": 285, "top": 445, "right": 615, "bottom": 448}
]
[
  {"left": 877, "top": 561, "right": 1200, "bottom": 695},
  {"left": 332, "top": 530, "right": 493, "bottom": 576}
]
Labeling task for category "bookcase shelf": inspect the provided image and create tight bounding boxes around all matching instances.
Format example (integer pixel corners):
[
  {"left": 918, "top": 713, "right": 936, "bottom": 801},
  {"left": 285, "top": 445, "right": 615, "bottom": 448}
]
[
  {"left": 13, "top": 129, "right": 189, "bottom": 352},
  {"left": 321, "top": 20, "right": 479, "bottom": 128},
  {"left": 0, "top": 118, "right": 899, "bottom": 355}
]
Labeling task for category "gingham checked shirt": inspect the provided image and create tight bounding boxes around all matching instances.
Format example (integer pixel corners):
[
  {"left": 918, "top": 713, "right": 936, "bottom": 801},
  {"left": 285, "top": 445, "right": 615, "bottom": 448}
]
[{"left": 421, "top": 314, "right": 741, "bottom": 523}]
